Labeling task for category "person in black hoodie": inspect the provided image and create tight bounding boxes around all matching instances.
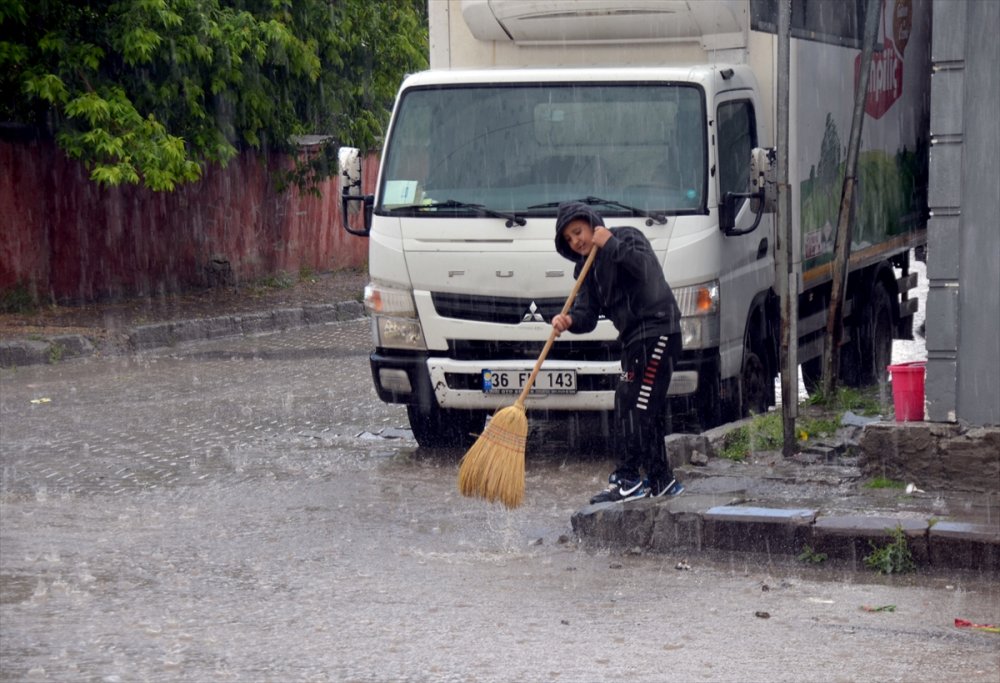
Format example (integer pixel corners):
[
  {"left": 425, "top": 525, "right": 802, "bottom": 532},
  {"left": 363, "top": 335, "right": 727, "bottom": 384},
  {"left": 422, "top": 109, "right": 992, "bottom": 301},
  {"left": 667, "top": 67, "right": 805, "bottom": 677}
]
[{"left": 552, "top": 201, "right": 685, "bottom": 504}]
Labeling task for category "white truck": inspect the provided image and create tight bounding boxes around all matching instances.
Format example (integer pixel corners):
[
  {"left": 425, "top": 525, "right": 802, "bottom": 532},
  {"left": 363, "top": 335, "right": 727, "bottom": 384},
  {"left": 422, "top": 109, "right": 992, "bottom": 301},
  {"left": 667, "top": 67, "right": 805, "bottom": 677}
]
[{"left": 339, "top": 0, "right": 929, "bottom": 447}]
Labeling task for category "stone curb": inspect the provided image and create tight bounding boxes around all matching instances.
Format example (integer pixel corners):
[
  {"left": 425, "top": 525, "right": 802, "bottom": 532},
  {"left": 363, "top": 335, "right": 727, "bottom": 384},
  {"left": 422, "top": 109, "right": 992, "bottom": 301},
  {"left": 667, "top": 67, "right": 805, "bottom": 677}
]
[
  {"left": 570, "top": 495, "right": 1000, "bottom": 574},
  {"left": 0, "top": 301, "right": 365, "bottom": 368}
]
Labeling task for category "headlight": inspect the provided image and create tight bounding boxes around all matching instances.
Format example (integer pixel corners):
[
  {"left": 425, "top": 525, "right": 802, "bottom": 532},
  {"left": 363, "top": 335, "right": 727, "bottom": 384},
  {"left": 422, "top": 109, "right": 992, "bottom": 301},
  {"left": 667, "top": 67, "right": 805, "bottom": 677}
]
[
  {"left": 674, "top": 281, "right": 719, "bottom": 316},
  {"left": 674, "top": 281, "right": 720, "bottom": 349},
  {"left": 365, "top": 283, "right": 417, "bottom": 317},
  {"left": 376, "top": 317, "right": 426, "bottom": 349},
  {"left": 680, "top": 316, "right": 720, "bottom": 349},
  {"left": 365, "top": 283, "right": 426, "bottom": 350}
]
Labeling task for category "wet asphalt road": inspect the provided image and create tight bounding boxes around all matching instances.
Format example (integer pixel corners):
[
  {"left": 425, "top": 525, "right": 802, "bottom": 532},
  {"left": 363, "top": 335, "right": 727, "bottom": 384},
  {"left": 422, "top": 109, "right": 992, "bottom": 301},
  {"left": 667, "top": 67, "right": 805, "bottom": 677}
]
[{"left": 1, "top": 320, "right": 998, "bottom": 682}]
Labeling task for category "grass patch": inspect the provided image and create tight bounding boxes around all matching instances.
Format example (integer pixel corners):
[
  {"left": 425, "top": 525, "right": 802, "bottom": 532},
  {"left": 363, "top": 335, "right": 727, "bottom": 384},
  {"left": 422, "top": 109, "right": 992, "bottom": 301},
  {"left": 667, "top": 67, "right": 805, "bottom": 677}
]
[
  {"left": 806, "top": 385, "right": 881, "bottom": 416},
  {"left": 797, "top": 545, "right": 828, "bottom": 564},
  {"left": 864, "top": 476, "right": 906, "bottom": 490},
  {"left": 250, "top": 271, "right": 295, "bottom": 292},
  {"left": 863, "top": 525, "right": 916, "bottom": 574},
  {"left": 720, "top": 410, "right": 843, "bottom": 460},
  {"left": 47, "top": 342, "right": 65, "bottom": 364},
  {"left": 798, "top": 415, "right": 841, "bottom": 440},
  {"left": 719, "top": 385, "right": 886, "bottom": 460},
  {"left": 719, "top": 411, "right": 784, "bottom": 460},
  {"left": 1, "top": 283, "right": 36, "bottom": 314}
]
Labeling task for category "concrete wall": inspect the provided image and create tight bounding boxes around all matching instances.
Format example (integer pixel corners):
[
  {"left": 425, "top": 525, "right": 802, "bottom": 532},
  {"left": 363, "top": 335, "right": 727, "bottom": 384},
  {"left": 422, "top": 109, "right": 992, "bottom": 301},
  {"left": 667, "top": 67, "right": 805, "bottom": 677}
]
[
  {"left": 0, "top": 138, "right": 374, "bottom": 304},
  {"left": 926, "top": 0, "right": 1000, "bottom": 426}
]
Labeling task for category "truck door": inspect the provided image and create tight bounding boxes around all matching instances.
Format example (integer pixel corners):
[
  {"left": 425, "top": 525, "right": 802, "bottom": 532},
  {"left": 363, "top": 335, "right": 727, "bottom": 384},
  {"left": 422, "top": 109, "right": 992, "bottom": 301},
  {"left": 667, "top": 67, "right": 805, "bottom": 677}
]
[{"left": 715, "top": 92, "right": 775, "bottom": 393}]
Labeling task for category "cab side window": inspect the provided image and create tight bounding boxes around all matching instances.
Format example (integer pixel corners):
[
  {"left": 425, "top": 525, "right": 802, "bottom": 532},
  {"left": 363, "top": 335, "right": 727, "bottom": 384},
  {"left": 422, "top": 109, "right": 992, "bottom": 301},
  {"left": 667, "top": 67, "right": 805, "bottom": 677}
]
[{"left": 717, "top": 100, "right": 757, "bottom": 204}]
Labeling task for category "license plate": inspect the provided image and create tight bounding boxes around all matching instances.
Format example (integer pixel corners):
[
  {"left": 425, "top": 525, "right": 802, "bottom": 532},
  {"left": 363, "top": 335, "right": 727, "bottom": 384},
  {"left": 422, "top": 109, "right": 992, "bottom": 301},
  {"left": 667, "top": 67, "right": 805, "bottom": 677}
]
[{"left": 482, "top": 369, "right": 577, "bottom": 395}]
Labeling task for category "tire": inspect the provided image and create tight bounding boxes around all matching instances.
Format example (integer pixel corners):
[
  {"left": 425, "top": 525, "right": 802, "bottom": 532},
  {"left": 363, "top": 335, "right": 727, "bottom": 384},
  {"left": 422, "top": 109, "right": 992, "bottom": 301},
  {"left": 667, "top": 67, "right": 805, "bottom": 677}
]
[
  {"left": 802, "top": 281, "right": 893, "bottom": 392},
  {"left": 740, "top": 344, "right": 771, "bottom": 417},
  {"left": 694, "top": 371, "right": 723, "bottom": 431},
  {"left": 406, "top": 404, "right": 485, "bottom": 449},
  {"left": 860, "top": 283, "right": 894, "bottom": 386}
]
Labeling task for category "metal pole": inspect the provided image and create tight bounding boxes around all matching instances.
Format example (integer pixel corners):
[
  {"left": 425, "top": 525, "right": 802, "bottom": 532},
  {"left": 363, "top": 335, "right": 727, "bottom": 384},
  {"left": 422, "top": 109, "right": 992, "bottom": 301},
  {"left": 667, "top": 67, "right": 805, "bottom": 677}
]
[
  {"left": 822, "top": 0, "right": 882, "bottom": 396},
  {"left": 776, "top": 0, "right": 796, "bottom": 457}
]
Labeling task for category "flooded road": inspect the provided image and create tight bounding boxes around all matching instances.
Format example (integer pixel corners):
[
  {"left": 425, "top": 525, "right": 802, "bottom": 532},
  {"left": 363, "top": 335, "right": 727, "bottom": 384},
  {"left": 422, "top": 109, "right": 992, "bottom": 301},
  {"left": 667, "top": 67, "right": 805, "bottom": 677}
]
[{"left": 2, "top": 320, "right": 997, "bottom": 682}]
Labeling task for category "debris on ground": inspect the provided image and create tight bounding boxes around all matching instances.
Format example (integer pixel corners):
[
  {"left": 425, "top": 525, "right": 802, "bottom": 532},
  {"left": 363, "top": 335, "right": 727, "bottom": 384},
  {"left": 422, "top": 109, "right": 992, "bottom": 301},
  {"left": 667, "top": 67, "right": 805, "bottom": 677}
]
[{"left": 954, "top": 618, "right": 1000, "bottom": 633}]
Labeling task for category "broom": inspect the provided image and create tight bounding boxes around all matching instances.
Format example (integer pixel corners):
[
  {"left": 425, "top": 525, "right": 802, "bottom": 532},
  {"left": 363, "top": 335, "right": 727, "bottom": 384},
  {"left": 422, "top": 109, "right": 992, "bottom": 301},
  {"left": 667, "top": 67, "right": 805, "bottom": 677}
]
[{"left": 458, "top": 246, "right": 598, "bottom": 509}]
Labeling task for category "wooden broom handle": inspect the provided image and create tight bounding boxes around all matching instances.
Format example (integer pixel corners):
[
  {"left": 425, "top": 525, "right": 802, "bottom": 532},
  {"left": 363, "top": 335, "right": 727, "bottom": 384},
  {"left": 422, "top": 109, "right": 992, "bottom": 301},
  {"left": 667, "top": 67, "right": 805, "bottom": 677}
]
[{"left": 514, "top": 246, "right": 599, "bottom": 407}]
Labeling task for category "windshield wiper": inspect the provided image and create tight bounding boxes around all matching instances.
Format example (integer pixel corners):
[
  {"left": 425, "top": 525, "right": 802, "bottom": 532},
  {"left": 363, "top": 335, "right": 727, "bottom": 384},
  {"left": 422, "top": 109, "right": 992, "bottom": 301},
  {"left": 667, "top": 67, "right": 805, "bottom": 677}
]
[
  {"left": 528, "top": 196, "right": 667, "bottom": 226},
  {"left": 386, "top": 199, "right": 526, "bottom": 227}
]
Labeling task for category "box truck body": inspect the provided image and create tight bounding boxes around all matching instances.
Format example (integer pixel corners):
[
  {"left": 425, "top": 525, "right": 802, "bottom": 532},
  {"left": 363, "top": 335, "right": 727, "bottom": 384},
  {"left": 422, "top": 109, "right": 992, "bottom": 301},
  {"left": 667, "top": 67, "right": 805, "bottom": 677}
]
[{"left": 339, "top": 0, "right": 929, "bottom": 447}]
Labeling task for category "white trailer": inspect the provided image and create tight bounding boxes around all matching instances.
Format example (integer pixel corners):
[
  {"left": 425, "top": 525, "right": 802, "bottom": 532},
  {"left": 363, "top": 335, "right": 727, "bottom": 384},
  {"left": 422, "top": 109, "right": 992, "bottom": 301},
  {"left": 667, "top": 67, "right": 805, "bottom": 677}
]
[{"left": 339, "top": 0, "right": 929, "bottom": 447}]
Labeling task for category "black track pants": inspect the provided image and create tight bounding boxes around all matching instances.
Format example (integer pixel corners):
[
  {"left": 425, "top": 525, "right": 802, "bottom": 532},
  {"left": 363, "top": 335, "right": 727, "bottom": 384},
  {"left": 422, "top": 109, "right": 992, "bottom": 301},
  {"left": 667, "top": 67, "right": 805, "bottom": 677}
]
[{"left": 613, "top": 334, "right": 681, "bottom": 485}]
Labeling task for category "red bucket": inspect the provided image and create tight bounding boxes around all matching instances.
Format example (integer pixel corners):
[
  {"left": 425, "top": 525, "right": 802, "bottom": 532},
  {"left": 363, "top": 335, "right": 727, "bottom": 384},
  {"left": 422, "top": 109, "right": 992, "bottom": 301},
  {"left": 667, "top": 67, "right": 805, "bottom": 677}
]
[{"left": 887, "top": 361, "right": 926, "bottom": 422}]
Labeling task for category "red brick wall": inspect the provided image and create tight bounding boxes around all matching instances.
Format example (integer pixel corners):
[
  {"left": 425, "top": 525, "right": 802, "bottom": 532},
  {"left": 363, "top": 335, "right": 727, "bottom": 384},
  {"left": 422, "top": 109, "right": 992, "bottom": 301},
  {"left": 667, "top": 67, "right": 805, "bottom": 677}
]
[{"left": 0, "top": 139, "right": 376, "bottom": 303}]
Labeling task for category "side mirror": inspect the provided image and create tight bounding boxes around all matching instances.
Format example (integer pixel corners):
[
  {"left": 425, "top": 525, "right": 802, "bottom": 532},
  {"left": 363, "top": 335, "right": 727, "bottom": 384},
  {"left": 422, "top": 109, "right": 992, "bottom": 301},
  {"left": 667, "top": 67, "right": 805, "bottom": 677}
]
[
  {"left": 721, "top": 147, "right": 775, "bottom": 237},
  {"left": 750, "top": 147, "right": 777, "bottom": 214},
  {"left": 338, "top": 146, "right": 373, "bottom": 236}
]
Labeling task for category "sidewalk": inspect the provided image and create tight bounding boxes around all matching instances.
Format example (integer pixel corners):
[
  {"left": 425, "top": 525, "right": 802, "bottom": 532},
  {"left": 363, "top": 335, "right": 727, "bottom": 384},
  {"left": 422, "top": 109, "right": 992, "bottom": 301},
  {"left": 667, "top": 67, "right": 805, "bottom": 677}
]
[
  {"left": 2, "top": 269, "right": 997, "bottom": 576},
  {"left": 0, "top": 268, "right": 368, "bottom": 367},
  {"left": 573, "top": 422, "right": 1000, "bottom": 576}
]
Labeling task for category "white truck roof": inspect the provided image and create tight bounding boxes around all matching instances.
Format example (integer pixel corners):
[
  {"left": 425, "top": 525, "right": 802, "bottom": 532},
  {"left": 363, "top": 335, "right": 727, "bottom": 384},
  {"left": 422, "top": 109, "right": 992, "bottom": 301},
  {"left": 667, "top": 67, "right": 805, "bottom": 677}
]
[{"left": 399, "top": 65, "right": 756, "bottom": 91}]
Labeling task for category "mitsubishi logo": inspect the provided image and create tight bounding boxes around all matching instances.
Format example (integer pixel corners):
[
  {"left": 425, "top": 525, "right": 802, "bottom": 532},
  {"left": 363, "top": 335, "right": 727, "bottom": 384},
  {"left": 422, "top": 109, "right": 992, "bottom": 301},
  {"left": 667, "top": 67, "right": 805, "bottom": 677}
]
[{"left": 522, "top": 301, "right": 546, "bottom": 323}]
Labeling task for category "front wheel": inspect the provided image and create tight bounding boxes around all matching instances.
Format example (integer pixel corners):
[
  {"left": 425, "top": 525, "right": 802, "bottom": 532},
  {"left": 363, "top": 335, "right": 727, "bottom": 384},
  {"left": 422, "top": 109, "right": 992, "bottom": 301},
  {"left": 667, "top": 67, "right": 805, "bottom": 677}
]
[
  {"left": 740, "top": 344, "right": 771, "bottom": 417},
  {"left": 406, "top": 404, "right": 486, "bottom": 449}
]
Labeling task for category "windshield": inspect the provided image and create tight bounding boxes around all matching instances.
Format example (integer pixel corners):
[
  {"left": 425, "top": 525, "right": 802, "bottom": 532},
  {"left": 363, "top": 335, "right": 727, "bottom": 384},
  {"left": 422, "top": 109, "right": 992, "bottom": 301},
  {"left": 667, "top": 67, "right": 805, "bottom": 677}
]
[{"left": 378, "top": 83, "right": 706, "bottom": 216}]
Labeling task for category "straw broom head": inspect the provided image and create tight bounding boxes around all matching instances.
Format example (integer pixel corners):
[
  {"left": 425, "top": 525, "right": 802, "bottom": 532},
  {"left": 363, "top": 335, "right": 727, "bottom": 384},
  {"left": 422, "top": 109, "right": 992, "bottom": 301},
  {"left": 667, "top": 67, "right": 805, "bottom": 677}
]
[
  {"left": 457, "top": 246, "right": 598, "bottom": 510},
  {"left": 457, "top": 402, "right": 527, "bottom": 509}
]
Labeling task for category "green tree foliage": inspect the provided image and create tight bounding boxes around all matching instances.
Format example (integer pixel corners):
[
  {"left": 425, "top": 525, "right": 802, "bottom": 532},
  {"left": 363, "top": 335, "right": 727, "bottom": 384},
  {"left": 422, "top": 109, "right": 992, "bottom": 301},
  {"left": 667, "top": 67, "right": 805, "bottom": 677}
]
[{"left": 0, "top": 0, "right": 428, "bottom": 191}]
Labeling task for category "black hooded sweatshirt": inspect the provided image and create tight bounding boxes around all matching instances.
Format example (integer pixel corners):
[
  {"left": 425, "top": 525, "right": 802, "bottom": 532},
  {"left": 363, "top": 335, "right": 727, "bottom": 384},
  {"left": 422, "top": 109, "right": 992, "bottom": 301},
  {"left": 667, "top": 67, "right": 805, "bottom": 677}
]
[{"left": 554, "top": 201, "right": 681, "bottom": 349}]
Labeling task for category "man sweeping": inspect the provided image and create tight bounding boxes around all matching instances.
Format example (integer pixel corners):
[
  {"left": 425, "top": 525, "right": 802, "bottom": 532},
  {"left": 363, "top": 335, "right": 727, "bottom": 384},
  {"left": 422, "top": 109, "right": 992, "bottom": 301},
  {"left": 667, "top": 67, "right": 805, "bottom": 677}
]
[{"left": 551, "top": 201, "right": 685, "bottom": 504}]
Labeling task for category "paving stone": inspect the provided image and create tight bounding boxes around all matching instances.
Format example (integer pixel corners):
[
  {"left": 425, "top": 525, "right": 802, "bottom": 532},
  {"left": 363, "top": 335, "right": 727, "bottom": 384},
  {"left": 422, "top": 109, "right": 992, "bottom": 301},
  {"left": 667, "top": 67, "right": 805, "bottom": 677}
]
[
  {"left": 929, "top": 520, "right": 1000, "bottom": 571},
  {"left": 129, "top": 323, "right": 172, "bottom": 350},
  {"left": 0, "top": 339, "right": 50, "bottom": 367},
  {"left": 303, "top": 303, "right": 342, "bottom": 324},
  {"left": 647, "top": 494, "right": 728, "bottom": 553},
  {"left": 570, "top": 500, "right": 655, "bottom": 549},
  {"left": 236, "top": 312, "right": 276, "bottom": 334},
  {"left": 703, "top": 506, "right": 817, "bottom": 554},
  {"left": 272, "top": 308, "right": 305, "bottom": 329},
  {"left": 665, "top": 433, "right": 712, "bottom": 466},
  {"left": 199, "top": 316, "right": 239, "bottom": 339},
  {"left": 811, "top": 515, "right": 929, "bottom": 566},
  {"left": 49, "top": 334, "right": 94, "bottom": 359},
  {"left": 336, "top": 301, "right": 364, "bottom": 320}
]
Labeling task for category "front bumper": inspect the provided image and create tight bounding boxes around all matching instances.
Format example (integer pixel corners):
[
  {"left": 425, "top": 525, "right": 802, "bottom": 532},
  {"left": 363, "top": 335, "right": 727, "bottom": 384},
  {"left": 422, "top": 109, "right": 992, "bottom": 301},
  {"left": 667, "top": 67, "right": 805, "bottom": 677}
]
[{"left": 370, "top": 350, "right": 703, "bottom": 411}]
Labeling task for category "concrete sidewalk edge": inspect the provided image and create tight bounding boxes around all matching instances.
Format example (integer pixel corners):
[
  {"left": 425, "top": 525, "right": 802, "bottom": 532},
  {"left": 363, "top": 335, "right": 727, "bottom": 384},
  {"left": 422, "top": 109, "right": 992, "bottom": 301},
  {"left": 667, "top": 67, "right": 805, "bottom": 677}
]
[
  {"left": 571, "top": 495, "right": 1000, "bottom": 575},
  {"left": 0, "top": 300, "right": 365, "bottom": 368}
]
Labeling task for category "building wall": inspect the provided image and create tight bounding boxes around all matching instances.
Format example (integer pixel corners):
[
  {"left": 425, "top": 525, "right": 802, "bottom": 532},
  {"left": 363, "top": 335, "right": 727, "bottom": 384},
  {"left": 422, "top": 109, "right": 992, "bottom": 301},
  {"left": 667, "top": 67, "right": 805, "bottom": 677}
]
[
  {"left": 926, "top": 0, "right": 1000, "bottom": 426},
  {"left": 0, "top": 138, "right": 374, "bottom": 304}
]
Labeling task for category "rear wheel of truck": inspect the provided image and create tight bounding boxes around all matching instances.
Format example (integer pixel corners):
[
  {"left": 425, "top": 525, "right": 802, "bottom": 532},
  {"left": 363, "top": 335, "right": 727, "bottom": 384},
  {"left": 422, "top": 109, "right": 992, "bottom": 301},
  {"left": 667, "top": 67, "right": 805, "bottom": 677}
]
[
  {"left": 406, "top": 404, "right": 486, "bottom": 449},
  {"left": 801, "top": 280, "right": 894, "bottom": 394},
  {"left": 801, "top": 340, "right": 864, "bottom": 393},
  {"left": 859, "top": 282, "right": 894, "bottom": 386}
]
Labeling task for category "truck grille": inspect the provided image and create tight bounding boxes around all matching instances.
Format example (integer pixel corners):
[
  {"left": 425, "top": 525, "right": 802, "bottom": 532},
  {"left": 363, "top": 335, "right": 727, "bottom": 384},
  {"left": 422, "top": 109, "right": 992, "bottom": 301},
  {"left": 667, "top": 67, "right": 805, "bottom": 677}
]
[
  {"left": 447, "top": 339, "right": 619, "bottom": 362},
  {"left": 431, "top": 292, "right": 567, "bottom": 325}
]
